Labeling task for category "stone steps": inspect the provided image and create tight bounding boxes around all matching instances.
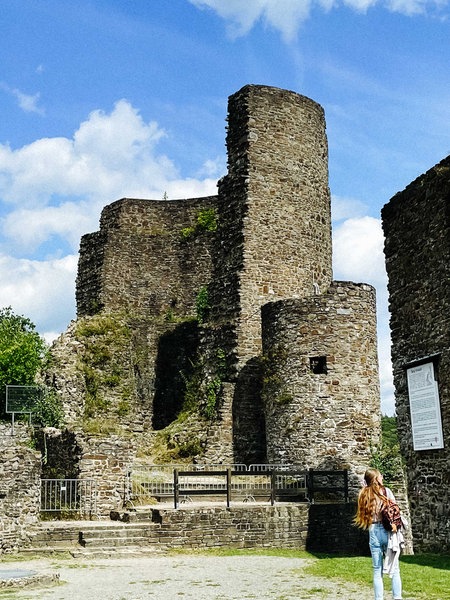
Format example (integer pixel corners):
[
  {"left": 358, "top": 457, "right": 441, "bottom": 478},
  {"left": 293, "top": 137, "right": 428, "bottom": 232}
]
[
  {"left": 79, "top": 525, "right": 153, "bottom": 548},
  {"left": 21, "top": 519, "right": 160, "bottom": 555}
]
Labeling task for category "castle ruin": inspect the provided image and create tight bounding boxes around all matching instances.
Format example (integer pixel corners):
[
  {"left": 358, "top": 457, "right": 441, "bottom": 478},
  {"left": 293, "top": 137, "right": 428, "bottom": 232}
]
[{"left": 57, "top": 84, "right": 381, "bottom": 493}]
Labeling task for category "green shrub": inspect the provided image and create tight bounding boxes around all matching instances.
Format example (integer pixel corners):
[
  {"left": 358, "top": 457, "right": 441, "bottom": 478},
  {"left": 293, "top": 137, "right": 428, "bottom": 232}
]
[
  {"left": 33, "top": 389, "right": 64, "bottom": 427},
  {"left": 196, "top": 208, "right": 217, "bottom": 232},
  {"left": 370, "top": 415, "right": 403, "bottom": 485},
  {"left": 180, "top": 208, "right": 218, "bottom": 240}
]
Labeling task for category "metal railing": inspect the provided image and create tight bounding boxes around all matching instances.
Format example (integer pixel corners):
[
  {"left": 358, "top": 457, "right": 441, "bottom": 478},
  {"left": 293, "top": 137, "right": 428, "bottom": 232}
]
[
  {"left": 128, "top": 463, "right": 246, "bottom": 501},
  {"left": 40, "top": 479, "right": 97, "bottom": 516},
  {"left": 127, "top": 464, "right": 348, "bottom": 508},
  {"left": 173, "top": 468, "right": 310, "bottom": 508}
]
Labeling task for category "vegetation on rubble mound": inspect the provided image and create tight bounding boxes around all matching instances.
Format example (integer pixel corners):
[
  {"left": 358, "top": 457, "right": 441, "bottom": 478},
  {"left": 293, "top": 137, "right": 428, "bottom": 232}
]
[
  {"left": 137, "top": 347, "right": 228, "bottom": 461},
  {"left": 136, "top": 414, "right": 205, "bottom": 462},
  {"left": 75, "top": 311, "right": 133, "bottom": 432}
]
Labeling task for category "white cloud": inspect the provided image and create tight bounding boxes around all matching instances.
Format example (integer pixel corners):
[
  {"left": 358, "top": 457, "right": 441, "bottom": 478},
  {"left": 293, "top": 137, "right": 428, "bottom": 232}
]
[
  {"left": 196, "top": 156, "right": 227, "bottom": 179},
  {"left": 190, "top": 0, "right": 314, "bottom": 41},
  {"left": 0, "top": 100, "right": 174, "bottom": 208},
  {"left": 332, "top": 215, "right": 387, "bottom": 286},
  {"left": 14, "top": 89, "right": 45, "bottom": 115},
  {"left": 190, "top": 0, "right": 449, "bottom": 42},
  {"left": 0, "top": 253, "right": 77, "bottom": 340},
  {"left": 0, "top": 99, "right": 220, "bottom": 343},
  {"left": 331, "top": 194, "right": 368, "bottom": 221},
  {"left": 2, "top": 202, "right": 94, "bottom": 253},
  {"left": 0, "top": 82, "right": 45, "bottom": 115}
]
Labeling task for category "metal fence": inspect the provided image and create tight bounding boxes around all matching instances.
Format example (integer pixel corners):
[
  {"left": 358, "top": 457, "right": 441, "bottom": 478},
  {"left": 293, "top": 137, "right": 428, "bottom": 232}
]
[
  {"left": 173, "top": 468, "right": 310, "bottom": 508},
  {"left": 127, "top": 464, "right": 347, "bottom": 508},
  {"left": 128, "top": 464, "right": 246, "bottom": 501},
  {"left": 40, "top": 479, "right": 97, "bottom": 516}
]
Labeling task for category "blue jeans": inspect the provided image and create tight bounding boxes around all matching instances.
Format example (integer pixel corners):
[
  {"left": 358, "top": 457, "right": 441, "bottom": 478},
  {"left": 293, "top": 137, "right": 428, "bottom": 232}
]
[{"left": 369, "top": 523, "right": 402, "bottom": 600}]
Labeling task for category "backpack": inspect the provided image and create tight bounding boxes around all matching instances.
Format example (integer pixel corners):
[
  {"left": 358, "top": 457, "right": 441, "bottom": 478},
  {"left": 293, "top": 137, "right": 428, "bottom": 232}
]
[{"left": 380, "top": 489, "right": 403, "bottom": 532}]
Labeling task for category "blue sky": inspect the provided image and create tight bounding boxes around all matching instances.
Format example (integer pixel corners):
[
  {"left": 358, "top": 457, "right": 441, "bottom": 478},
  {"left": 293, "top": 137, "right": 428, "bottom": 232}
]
[{"left": 1, "top": 0, "right": 449, "bottom": 414}]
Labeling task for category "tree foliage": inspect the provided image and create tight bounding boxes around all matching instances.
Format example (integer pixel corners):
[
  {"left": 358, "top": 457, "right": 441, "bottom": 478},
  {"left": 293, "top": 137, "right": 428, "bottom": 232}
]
[
  {"left": 370, "top": 415, "right": 403, "bottom": 485},
  {"left": 33, "top": 389, "right": 64, "bottom": 428},
  {"left": 0, "top": 306, "right": 48, "bottom": 412}
]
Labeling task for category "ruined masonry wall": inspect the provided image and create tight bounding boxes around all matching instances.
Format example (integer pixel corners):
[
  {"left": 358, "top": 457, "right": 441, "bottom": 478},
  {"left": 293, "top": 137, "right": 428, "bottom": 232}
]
[
  {"left": 0, "top": 424, "right": 41, "bottom": 553},
  {"left": 76, "top": 196, "right": 217, "bottom": 319},
  {"left": 381, "top": 155, "right": 450, "bottom": 552},
  {"left": 79, "top": 435, "right": 137, "bottom": 515},
  {"left": 48, "top": 84, "right": 380, "bottom": 509},
  {"left": 261, "top": 282, "right": 380, "bottom": 498}
]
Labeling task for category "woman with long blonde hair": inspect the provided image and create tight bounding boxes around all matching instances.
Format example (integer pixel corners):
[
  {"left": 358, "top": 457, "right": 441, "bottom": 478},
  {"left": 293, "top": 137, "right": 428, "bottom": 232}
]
[{"left": 355, "top": 468, "right": 403, "bottom": 600}]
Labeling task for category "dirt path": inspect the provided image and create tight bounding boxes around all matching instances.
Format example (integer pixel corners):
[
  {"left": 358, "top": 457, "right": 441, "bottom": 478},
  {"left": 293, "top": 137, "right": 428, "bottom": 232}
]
[{"left": 1, "top": 554, "right": 373, "bottom": 600}]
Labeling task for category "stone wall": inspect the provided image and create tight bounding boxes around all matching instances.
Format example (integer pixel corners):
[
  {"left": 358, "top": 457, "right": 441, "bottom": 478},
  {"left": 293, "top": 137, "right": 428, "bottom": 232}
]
[
  {"left": 28, "top": 503, "right": 368, "bottom": 556},
  {"left": 381, "top": 155, "right": 450, "bottom": 552},
  {"left": 151, "top": 503, "right": 366, "bottom": 554},
  {"left": 76, "top": 196, "right": 217, "bottom": 319},
  {"left": 78, "top": 435, "right": 136, "bottom": 515},
  {"left": 0, "top": 424, "right": 41, "bottom": 553},
  {"left": 261, "top": 282, "right": 380, "bottom": 496}
]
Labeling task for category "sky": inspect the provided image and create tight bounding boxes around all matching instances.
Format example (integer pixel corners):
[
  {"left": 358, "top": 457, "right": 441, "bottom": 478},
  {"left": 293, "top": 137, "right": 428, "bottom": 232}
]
[{"left": 1, "top": 0, "right": 449, "bottom": 415}]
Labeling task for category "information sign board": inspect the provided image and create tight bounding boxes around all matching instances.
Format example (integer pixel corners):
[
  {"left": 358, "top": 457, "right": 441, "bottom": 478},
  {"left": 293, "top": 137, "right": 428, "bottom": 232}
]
[{"left": 406, "top": 361, "right": 444, "bottom": 450}]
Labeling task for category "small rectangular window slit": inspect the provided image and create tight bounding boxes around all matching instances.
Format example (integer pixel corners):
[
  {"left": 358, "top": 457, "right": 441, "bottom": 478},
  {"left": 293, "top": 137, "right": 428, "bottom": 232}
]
[{"left": 310, "top": 356, "right": 327, "bottom": 375}]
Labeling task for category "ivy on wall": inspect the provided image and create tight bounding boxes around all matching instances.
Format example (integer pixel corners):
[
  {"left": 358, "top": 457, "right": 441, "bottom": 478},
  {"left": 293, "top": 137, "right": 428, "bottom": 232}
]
[{"left": 195, "top": 286, "right": 210, "bottom": 324}]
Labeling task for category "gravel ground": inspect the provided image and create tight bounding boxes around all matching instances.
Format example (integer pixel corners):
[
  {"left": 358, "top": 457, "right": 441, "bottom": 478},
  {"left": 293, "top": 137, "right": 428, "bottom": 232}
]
[{"left": 0, "top": 554, "right": 379, "bottom": 600}]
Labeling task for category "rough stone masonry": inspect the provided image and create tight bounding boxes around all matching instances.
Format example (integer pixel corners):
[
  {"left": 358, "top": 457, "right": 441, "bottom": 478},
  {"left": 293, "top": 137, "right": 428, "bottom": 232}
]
[{"left": 382, "top": 155, "right": 450, "bottom": 552}]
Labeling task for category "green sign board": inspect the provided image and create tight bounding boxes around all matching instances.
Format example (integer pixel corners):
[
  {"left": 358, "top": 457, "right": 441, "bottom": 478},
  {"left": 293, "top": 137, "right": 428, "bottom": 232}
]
[{"left": 5, "top": 385, "right": 43, "bottom": 414}]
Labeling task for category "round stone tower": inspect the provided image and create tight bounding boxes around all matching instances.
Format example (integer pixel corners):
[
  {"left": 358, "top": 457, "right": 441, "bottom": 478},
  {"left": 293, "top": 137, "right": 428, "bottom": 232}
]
[
  {"left": 261, "top": 282, "right": 381, "bottom": 494},
  {"left": 209, "top": 84, "right": 333, "bottom": 366}
]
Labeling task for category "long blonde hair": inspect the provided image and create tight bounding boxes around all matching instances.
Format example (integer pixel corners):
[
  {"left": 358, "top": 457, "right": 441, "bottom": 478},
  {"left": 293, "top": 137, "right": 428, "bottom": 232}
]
[{"left": 354, "top": 468, "right": 387, "bottom": 529}]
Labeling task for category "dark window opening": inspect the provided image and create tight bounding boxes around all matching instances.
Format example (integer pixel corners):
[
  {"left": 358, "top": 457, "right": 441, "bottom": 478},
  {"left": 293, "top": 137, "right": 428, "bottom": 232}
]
[{"left": 310, "top": 356, "right": 327, "bottom": 375}]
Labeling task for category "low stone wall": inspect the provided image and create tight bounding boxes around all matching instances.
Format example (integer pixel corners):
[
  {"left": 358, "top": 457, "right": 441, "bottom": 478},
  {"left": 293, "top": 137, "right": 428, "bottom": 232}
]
[
  {"left": 26, "top": 503, "right": 368, "bottom": 556},
  {"left": 149, "top": 503, "right": 367, "bottom": 554}
]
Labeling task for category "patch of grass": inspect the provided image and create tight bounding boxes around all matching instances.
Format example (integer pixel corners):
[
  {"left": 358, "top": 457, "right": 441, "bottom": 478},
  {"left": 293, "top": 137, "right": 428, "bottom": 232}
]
[
  {"left": 304, "top": 552, "right": 450, "bottom": 600},
  {"left": 303, "top": 554, "right": 371, "bottom": 587},
  {"left": 166, "top": 547, "right": 310, "bottom": 559},
  {"left": 81, "top": 417, "right": 126, "bottom": 435}
]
